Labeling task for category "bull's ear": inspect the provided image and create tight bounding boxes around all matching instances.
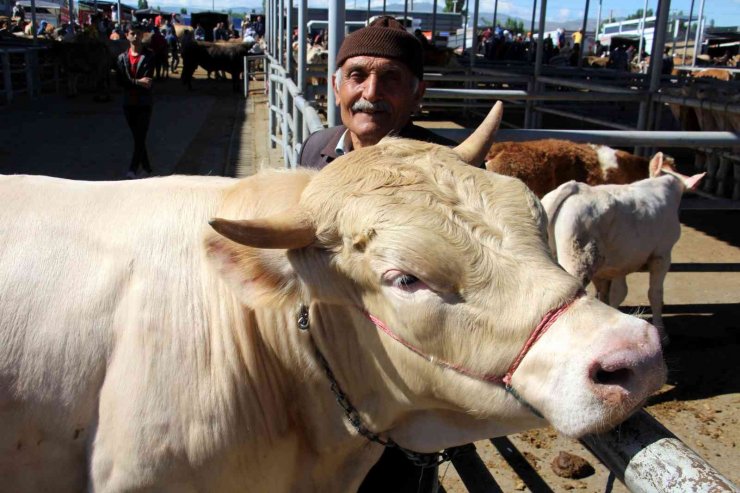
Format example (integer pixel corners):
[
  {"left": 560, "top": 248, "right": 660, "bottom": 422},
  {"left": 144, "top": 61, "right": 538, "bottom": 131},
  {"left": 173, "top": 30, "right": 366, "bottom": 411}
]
[
  {"left": 204, "top": 229, "right": 306, "bottom": 309},
  {"left": 205, "top": 208, "right": 315, "bottom": 308},
  {"left": 454, "top": 101, "right": 503, "bottom": 167},
  {"left": 209, "top": 207, "right": 316, "bottom": 249}
]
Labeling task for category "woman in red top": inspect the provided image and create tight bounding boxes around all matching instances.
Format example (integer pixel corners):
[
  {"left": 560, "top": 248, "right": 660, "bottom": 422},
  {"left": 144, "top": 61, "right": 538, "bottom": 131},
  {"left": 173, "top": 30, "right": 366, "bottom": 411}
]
[{"left": 115, "top": 24, "right": 155, "bottom": 179}]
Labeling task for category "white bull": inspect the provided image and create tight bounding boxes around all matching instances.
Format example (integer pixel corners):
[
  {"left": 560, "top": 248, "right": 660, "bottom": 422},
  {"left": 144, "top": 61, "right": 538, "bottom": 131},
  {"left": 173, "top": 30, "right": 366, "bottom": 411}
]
[
  {"left": 541, "top": 153, "right": 704, "bottom": 336},
  {"left": 0, "top": 104, "right": 665, "bottom": 492}
]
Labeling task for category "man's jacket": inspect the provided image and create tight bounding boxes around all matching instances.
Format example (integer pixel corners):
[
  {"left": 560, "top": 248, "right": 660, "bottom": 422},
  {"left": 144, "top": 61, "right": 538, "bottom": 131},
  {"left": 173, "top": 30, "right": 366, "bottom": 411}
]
[
  {"left": 116, "top": 48, "right": 155, "bottom": 106},
  {"left": 299, "top": 123, "right": 458, "bottom": 170}
]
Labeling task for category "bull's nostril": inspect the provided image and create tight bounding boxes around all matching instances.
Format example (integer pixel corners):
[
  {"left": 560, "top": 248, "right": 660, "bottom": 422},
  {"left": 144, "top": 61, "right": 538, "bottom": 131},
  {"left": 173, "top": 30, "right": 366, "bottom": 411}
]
[{"left": 594, "top": 367, "right": 632, "bottom": 386}]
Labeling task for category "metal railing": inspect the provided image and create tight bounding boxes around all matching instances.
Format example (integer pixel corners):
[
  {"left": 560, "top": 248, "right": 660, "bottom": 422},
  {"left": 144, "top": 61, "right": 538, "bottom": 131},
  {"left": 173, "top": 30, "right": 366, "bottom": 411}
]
[
  {"left": 265, "top": 52, "right": 323, "bottom": 168},
  {"left": 1, "top": 46, "right": 58, "bottom": 104}
]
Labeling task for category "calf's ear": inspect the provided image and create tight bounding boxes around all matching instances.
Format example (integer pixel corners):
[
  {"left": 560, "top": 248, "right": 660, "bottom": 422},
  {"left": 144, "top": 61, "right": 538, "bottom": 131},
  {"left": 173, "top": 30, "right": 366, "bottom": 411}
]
[
  {"left": 683, "top": 172, "right": 706, "bottom": 191},
  {"left": 648, "top": 152, "right": 665, "bottom": 177}
]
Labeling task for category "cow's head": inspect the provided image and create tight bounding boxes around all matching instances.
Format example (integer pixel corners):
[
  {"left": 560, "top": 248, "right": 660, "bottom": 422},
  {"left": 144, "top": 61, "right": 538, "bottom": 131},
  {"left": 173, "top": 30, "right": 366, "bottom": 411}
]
[
  {"left": 650, "top": 152, "right": 705, "bottom": 191},
  {"left": 205, "top": 103, "right": 665, "bottom": 452}
]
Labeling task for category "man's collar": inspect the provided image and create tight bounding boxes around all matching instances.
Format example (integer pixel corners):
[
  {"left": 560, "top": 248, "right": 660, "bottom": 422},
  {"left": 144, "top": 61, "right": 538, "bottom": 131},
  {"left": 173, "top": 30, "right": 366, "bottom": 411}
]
[{"left": 334, "top": 129, "right": 352, "bottom": 156}]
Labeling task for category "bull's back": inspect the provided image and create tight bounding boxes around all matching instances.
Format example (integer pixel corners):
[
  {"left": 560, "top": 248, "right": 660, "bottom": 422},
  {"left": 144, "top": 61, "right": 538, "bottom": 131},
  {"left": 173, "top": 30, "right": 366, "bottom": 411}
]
[{"left": 0, "top": 174, "right": 233, "bottom": 490}]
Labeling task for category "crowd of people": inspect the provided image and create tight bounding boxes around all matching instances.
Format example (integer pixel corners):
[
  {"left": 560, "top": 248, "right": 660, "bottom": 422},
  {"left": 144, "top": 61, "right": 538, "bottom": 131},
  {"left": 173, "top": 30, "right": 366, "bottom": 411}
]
[{"left": 477, "top": 25, "right": 597, "bottom": 66}]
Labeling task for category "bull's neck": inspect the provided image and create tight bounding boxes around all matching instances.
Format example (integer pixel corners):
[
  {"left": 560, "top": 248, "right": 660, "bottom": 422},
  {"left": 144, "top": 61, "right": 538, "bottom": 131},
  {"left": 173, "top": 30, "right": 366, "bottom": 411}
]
[
  {"left": 230, "top": 303, "right": 389, "bottom": 457},
  {"left": 304, "top": 304, "right": 415, "bottom": 435}
]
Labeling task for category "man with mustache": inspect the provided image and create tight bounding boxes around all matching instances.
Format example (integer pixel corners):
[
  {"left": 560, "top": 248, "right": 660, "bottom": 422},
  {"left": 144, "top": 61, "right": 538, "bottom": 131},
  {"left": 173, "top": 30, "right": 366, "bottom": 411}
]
[
  {"left": 298, "top": 16, "right": 460, "bottom": 493},
  {"left": 298, "top": 16, "right": 456, "bottom": 170}
]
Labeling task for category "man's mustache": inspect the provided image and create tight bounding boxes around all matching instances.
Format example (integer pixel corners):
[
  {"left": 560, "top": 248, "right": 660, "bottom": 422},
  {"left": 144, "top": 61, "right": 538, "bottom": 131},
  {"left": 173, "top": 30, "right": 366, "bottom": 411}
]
[{"left": 351, "top": 99, "right": 392, "bottom": 113}]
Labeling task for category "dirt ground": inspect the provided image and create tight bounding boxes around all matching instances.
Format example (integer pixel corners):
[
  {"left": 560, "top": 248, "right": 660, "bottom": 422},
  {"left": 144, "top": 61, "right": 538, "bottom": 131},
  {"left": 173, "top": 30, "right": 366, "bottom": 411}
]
[{"left": 2, "top": 69, "right": 738, "bottom": 492}]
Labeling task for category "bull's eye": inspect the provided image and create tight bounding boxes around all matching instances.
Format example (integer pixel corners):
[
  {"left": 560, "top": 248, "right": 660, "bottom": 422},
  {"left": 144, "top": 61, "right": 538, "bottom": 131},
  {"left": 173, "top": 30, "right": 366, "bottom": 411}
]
[
  {"left": 382, "top": 270, "right": 429, "bottom": 293},
  {"left": 393, "top": 274, "right": 420, "bottom": 290}
]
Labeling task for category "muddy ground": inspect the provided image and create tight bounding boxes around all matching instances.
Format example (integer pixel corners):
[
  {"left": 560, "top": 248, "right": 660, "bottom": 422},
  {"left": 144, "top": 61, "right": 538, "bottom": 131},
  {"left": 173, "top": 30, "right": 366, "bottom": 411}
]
[{"left": 2, "top": 69, "right": 738, "bottom": 492}]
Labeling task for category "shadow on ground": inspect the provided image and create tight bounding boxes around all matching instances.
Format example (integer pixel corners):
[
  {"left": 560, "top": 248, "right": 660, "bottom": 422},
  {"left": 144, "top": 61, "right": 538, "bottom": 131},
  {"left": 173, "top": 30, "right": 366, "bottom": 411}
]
[{"left": 622, "top": 303, "right": 740, "bottom": 403}]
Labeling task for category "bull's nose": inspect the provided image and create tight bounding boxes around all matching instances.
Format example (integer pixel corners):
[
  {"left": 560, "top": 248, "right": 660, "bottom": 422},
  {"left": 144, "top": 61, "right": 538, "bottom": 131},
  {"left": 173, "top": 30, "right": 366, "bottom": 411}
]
[{"left": 588, "top": 322, "right": 666, "bottom": 406}]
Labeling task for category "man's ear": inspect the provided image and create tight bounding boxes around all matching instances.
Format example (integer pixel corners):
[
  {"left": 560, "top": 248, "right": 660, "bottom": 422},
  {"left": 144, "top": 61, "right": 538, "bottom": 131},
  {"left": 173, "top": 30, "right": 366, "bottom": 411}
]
[
  {"left": 411, "top": 80, "right": 426, "bottom": 113},
  {"left": 332, "top": 72, "right": 340, "bottom": 102},
  {"left": 415, "top": 80, "right": 427, "bottom": 102}
]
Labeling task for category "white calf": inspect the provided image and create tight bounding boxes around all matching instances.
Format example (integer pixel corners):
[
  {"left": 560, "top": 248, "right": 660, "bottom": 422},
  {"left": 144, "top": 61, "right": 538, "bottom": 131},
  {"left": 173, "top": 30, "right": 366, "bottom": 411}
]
[{"left": 541, "top": 153, "right": 704, "bottom": 334}]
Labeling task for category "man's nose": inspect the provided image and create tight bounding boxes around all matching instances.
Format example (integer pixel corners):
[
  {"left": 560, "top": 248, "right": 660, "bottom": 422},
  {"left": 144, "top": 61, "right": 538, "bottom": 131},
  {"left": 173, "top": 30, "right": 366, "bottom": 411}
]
[{"left": 361, "top": 74, "right": 381, "bottom": 101}]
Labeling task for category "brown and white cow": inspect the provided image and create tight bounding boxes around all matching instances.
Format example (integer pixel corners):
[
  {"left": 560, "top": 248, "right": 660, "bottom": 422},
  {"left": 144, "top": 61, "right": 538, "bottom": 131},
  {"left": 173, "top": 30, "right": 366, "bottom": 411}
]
[
  {"left": 541, "top": 153, "right": 704, "bottom": 337},
  {"left": 485, "top": 139, "right": 652, "bottom": 197},
  {"left": 0, "top": 105, "right": 665, "bottom": 492}
]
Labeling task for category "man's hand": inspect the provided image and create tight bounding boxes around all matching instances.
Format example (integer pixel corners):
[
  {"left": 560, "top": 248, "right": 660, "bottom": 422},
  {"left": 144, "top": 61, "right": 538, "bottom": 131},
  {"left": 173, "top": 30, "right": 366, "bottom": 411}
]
[{"left": 137, "top": 77, "right": 153, "bottom": 89}]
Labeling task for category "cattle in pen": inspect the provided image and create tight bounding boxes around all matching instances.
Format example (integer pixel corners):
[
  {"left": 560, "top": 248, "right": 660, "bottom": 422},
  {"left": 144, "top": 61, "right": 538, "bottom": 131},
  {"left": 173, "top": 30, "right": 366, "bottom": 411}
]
[
  {"left": 0, "top": 104, "right": 665, "bottom": 492},
  {"left": 541, "top": 153, "right": 704, "bottom": 340},
  {"left": 181, "top": 40, "right": 254, "bottom": 91},
  {"left": 485, "top": 139, "right": 653, "bottom": 197}
]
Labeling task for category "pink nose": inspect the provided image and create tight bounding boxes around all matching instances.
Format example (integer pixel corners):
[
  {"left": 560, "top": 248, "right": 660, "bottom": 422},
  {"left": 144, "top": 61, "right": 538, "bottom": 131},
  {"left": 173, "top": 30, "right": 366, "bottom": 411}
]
[{"left": 588, "top": 322, "right": 666, "bottom": 407}]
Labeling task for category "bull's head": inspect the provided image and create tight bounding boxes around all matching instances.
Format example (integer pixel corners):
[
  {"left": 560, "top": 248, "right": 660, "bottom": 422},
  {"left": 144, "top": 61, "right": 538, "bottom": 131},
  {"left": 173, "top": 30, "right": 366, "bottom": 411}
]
[{"left": 205, "top": 103, "right": 665, "bottom": 452}]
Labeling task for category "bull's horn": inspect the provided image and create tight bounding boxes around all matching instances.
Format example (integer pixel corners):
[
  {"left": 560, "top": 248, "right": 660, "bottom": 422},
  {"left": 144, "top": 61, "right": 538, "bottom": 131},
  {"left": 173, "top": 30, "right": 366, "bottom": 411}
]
[
  {"left": 209, "top": 208, "right": 316, "bottom": 249},
  {"left": 453, "top": 101, "right": 503, "bottom": 167}
]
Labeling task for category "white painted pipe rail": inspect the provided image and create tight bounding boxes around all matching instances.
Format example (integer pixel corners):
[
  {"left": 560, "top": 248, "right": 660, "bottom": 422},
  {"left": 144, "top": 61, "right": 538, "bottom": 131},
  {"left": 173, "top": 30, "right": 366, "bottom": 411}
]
[
  {"left": 581, "top": 410, "right": 737, "bottom": 493},
  {"left": 425, "top": 88, "right": 646, "bottom": 102},
  {"left": 433, "top": 129, "right": 740, "bottom": 148},
  {"left": 265, "top": 56, "right": 323, "bottom": 168},
  {"left": 537, "top": 75, "right": 643, "bottom": 95},
  {"left": 655, "top": 94, "right": 740, "bottom": 115}
]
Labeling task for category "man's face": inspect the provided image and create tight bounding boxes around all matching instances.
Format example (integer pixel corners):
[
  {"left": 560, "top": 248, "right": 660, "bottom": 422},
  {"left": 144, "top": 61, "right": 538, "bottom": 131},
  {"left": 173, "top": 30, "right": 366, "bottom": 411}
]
[
  {"left": 126, "top": 29, "right": 142, "bottom": 41},
  {"left": 333, "top": 56, "right": 425, "bottom": 148}
]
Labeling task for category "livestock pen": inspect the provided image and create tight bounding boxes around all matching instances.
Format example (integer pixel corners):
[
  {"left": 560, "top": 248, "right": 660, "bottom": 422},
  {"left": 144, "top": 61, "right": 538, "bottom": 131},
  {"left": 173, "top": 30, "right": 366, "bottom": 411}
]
[
  {"left": 262, "top": 0, "right": 739, "bottom": 201},
  {"left": 260, "top": 0, "right": 739, "bottom": 490}
]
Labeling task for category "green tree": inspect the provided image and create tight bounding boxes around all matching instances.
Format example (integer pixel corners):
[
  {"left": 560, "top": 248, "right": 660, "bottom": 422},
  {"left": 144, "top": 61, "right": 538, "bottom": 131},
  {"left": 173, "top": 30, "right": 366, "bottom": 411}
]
[
  {"left": 504, "top": 17, "right": 524, "bottom": 33},
  {"left": 444, "top": 0, "right": 464, "bottom": 13},
  {"left": 180, "top": 7, "right": 187, "bottom": 14},
  {"left": 626, "top": 8, "right": 654, "bottom": 20},
  {"left": 137, "top": 0, "right": 148, "bottom": 9}
]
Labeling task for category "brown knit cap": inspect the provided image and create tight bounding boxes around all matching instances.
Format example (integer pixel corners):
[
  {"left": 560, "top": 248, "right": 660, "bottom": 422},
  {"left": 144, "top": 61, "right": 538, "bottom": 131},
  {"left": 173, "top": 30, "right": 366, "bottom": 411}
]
[{"left": 336, "top": 16, "right": 424, "bottom": 80}]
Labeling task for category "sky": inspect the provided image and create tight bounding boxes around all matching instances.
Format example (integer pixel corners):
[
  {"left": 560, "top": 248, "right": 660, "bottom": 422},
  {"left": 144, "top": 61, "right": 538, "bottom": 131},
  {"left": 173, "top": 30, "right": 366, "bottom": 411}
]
[{"left": 162, "top": 0, "right": 739, "bottom": 29}]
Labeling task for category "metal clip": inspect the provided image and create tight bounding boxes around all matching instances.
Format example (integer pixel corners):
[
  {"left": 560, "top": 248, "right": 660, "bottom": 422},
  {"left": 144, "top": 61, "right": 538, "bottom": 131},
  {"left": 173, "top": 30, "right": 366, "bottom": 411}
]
[{"left": 298, "top": 305, "right": 310, "bottom": 331}]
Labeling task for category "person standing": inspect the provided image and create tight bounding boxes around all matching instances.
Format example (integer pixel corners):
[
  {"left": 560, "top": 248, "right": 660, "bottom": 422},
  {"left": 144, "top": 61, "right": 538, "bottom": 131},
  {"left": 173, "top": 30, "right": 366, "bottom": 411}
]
[
  {"left": 116, "top": 24, "right": 155, "bottom": 179},
  {"left": 166, "top": 22, "right": 180, "bottom": 73},
  {"left": 11, "top": 1, "right": 25, "bottom": 23},
  {"left": 194, "top": 23, "right": 205, "bottom": 41},
  {"left": 253, "top": 15, "right": 264, "bottom": 38}
]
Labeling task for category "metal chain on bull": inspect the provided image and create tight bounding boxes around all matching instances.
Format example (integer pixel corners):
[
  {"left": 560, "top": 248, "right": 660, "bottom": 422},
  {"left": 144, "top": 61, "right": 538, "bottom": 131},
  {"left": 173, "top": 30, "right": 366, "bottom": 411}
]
[{"left": 298, "top": 305, "right": 462, "bottom": 469}]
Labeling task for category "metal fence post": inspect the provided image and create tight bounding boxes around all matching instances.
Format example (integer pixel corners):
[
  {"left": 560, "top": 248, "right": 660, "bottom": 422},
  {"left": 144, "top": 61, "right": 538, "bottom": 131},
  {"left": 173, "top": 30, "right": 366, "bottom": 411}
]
[
  {"left": 282, "top": 80, "right": 290, "bottom": 166},
  {"left": 2, "top": 50, "right": 12, "bottom": 104},
  {"left": 25, "top": 50, "right": 34, "bottom": 99},
  {"left": 327, "top": 0, "right": 345, "bottom": 127},
  {"left": 243, "top": 55, "right": 249, "bottom": 98}
]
